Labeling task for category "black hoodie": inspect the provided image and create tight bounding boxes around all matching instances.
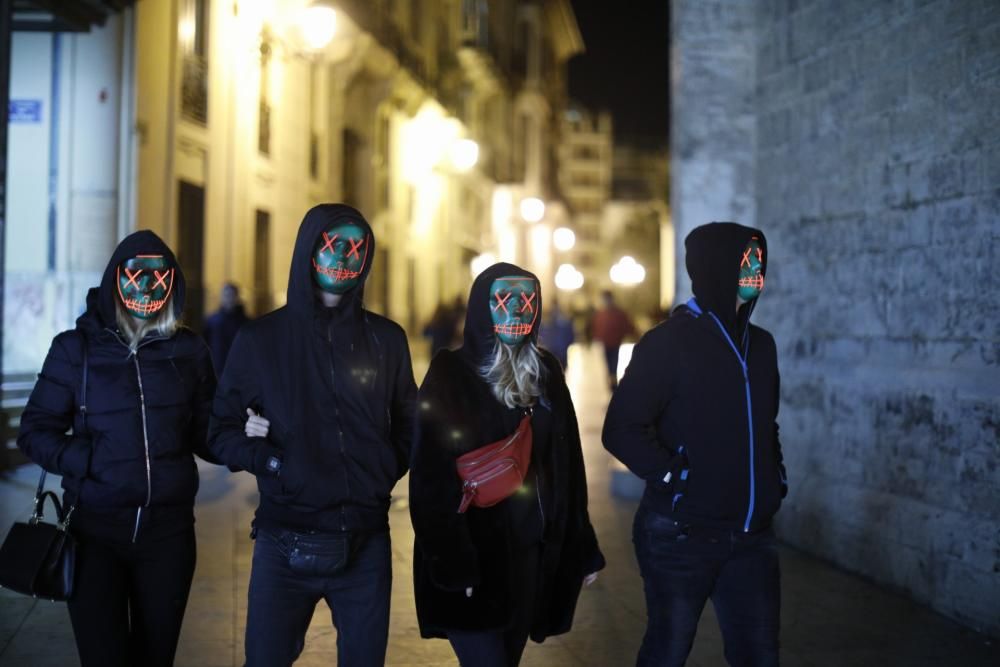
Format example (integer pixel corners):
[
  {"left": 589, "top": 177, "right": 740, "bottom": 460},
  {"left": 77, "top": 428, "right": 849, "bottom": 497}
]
[
  {"left": 207, "top": 204, "right": 417, "bottom": 533},
  {"left": 409, "top": 262, "right": 604, "bottom": 641},
  {"left": 603, "top": 222, "right": 786, "bottom": 533},
  {"left": 18, "top": 230, "right": 217, "bottom": 542}
]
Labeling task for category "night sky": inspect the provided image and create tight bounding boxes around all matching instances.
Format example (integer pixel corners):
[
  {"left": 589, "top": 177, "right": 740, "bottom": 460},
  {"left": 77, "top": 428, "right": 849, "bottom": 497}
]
[{"left": 568, "top": 0, "right": 670, "bottom": 148}]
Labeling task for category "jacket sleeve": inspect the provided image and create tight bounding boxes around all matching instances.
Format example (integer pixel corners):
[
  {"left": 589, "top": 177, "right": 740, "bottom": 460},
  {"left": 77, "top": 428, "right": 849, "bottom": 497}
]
[
  {"left": 601, "top": 329, "right": 683, "bottom": 481},
  {"left": 555, "top": 361, "right": 606, "bottom": 576},
  {"left": 408, "top": 355, "right": 480, "bottom": 592},
  {"left": 207, "top": 329, "right": 281, "bottom": 476},
  {"left": 388, "top": 330, "right": 418, "bottom": 481},
  {"left": 189, "top": 338, "right": 221, "bottom": 465},
  {"left": 774, "top": 369, "right": 787, "bottom": 497},
  {"left": 17, "top": 333, "right": 91, "bottom": 479}
]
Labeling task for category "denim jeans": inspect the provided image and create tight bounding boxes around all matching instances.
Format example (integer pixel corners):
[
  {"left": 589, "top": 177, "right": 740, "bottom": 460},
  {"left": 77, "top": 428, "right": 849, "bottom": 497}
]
[
  {"left": 632, "top": 503, "right": 780, "bottom": 667},
  {"left": 244, "top": 527, "right": 391, "bottom": 667}
]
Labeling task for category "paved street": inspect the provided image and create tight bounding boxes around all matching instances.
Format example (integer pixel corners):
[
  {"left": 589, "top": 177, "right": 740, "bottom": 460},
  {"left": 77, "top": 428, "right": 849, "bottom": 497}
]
[{"left": 1, "top": 345, "right": 997, "bottom": 666}]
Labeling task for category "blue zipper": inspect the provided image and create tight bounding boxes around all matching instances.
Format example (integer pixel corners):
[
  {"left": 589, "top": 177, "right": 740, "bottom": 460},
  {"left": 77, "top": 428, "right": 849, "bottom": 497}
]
[{"left": 691, "top": 298, "right": 756, "bottom": 533}]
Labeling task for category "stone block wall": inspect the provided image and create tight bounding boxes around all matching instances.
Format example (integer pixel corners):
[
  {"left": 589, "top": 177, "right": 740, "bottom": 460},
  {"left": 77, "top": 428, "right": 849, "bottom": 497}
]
[{"left": 673, "top": 0, "right": 1000, "bottom": 635}]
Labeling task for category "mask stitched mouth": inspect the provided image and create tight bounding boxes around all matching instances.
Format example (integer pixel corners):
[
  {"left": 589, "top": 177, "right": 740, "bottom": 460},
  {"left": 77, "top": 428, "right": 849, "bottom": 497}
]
[
  {"left": 493, "top": 322, "right": 534, "bottom": 336},
  {"left": 311, "top": 258, "right": 362, "bottom": 281},
  {"left": 737, "top": 275, "right": 764, "bottom": 289}
]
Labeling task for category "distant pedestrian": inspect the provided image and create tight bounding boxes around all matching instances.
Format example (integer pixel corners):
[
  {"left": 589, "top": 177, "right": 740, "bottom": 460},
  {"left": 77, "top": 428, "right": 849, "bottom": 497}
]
[
  {"left": 423, "top": 298, "right": 462, "bottom": 356},
  {"left": 539, "top": 301, "right": 575, "bottom": 370},
  {"left": 202, "top": 282, "right": 249, "bottom": 374},
  {"left": 590, "top": 290, "right": 636, "bottom": 389}
]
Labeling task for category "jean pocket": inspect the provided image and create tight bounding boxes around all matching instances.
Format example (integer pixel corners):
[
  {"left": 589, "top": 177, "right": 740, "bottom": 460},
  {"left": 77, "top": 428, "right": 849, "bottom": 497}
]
[
  {"left": 641, "top": 508, "right": 689, "bottom": 542},
  {"left": 287, "top": 532, "right": 351, "bottom": 576}
]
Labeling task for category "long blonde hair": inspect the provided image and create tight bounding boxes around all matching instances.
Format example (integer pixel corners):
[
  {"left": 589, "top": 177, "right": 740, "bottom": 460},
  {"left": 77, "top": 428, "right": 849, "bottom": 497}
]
[
  {"left": 115, "top": 296, "right": 180, "bottom": 353},
  {"left": 480, "top": 338, "right": 545, "bottom": 409}
]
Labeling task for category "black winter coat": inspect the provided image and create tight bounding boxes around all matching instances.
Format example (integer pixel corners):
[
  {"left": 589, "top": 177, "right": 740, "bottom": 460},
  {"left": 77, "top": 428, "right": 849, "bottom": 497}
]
[
  {"left": 17, "top": 230, "right": 217, "bottom": 542},
  {"left": 207, "top": 205, "right": 417, "bottom": 533},
  {"left": 409, "top": 262, "right": 604, "bottom": 642},
  {"left": 603, "top": 222, "right": 786, "bottom": 533}
]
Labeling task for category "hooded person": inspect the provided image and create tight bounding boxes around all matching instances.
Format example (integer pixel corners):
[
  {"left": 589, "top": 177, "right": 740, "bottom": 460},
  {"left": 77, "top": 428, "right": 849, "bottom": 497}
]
[
  {"left": 602, "top": 222, "right": 786, "bottom": 667},
  {"left": 207, "top": 203, "right": 417, "bottom": 667},
  {"left": 17, "top": 229, "right": 218, "bottom": 667},
  {"left": 409, "top": 261, "right": 605, "bottom": 667}
]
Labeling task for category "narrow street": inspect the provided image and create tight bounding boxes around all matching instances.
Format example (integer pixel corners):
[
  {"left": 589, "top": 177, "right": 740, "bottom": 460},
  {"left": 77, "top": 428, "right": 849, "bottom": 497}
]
[{"left": 1, "top": 345, "right": 997, "bottom": 666}]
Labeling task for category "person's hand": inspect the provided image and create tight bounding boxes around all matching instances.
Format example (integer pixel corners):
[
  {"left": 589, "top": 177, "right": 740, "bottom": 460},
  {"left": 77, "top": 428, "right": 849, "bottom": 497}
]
[
  {"left": 245, "top": 408, "right": 270, "bottom": 439},
  {"left": 583, "top": 572, "right": 599, "bottom": 587},
  {"left": 465, "top": 587, "right": 473, "bottom": 598}
]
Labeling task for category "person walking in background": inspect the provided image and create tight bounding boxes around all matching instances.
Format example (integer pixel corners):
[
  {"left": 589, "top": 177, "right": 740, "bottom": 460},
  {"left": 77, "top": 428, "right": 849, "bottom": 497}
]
[
  {"left": 17, "top": 230, "right": 219, "bottom": 667},
  {"left": 409, "top": 262, "right": 604, "bottom": 667},
  {"left": 590, "top": 289, "right": 636, "bottom": 389},
  {"left": 202, "top": 282, "right": 249, "bottom": 374},
  {"left": 603, "top": 222, "right": 786, "bottom": 667},
  {"left": 207, "top": 204, "right": 417, "bottom": 667},
  {"left": 423, "top": 297, "right": 462, "bottom": 356},
  {"left": 539, "top": 301, "right": 575, "bottom": 370}
]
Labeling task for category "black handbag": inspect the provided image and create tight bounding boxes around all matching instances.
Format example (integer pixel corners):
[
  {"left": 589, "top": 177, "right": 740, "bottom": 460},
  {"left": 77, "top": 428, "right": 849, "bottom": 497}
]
[
  {"left": 0, "top": 474, "right": 77, "bottom": 600},
  {"left": 0, "top": 333, "right": 88, "bottom": 601}
]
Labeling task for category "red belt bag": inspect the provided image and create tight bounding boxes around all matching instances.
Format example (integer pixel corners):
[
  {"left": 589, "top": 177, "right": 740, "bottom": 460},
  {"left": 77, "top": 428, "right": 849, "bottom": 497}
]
[{"left": 455, "top": 412, "right": 533, "bottom": 513}]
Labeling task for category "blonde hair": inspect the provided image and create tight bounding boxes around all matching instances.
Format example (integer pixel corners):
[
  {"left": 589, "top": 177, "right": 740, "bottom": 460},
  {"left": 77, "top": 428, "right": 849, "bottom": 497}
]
[
  {"left": 480, "top": 338, "right": 545, "bottom": 409},
  {"left": 115, "top": 295, "right": 180, "bottom": 353}
]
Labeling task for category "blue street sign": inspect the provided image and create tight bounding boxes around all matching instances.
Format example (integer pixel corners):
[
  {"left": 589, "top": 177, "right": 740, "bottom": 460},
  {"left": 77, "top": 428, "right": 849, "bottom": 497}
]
[{"left": 9, "top": 100, "right": 43, "bottom": 123}]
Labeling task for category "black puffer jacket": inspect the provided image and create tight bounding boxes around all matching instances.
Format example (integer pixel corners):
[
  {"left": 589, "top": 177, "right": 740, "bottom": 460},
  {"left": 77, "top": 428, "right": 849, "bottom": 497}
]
[
  {"left": 207, "top": 204, "right": 417, "bottom": 534},
  {"left": 17, "top": 230, "right": 217, "bottom": 542},
  {"left": 409, "top": 262, "right": 605, "bottom": 641}
]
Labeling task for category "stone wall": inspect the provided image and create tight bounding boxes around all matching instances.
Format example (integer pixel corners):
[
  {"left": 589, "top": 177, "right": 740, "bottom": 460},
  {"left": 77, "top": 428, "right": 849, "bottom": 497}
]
[{"left": 672, "top": 0, "right": 1000, "bottom": 635}]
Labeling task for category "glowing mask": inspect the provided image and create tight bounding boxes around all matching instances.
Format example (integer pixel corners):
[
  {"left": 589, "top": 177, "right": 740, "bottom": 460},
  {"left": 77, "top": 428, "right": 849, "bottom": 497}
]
[
  {"left": 117, "top": 255, "right": 175, "bottom": 320},
  {"left": 312, "top": 222, "right": 370, "bottom": 294},
  {"left": 737, "top": 237, "right": 765, "bottom": 302},
  {"left": 489, "top": 276, "right": 539, "bottom": 346}
]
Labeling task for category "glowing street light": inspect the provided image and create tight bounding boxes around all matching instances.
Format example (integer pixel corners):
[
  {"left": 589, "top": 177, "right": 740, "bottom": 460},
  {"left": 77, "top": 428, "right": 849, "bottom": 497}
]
[
  {"left": 298, "top": 2, "right": 337, "bottom": 50},
  {"left": 555, "top": 263, "right": 584, "bottom": 291},
  {"left": 552, "top": 227, "right": 576, "bottom": 251},
  {"left": 470, "top": 253, "right": 496, "bottom": 277},
  {"left": 609, "top": 256, "right": 646, "bottom": 286},
  {"left": 449, "top": 139, "right": 479, "bottom": 172},
  {"left": 519, "top": 197, "right": 545, "bottom": 223}
]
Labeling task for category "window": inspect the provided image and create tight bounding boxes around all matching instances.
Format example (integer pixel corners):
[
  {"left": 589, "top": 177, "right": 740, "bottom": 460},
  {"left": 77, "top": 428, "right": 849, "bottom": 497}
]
[{"left": 180, "top": 0, "right": 209, "bottom": 123}]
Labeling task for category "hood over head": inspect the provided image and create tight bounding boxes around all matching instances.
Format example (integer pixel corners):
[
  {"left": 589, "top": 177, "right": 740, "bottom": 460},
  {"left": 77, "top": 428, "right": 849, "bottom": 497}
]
[
  {"left": 460, "top": 262, "right": 542, "bottom": 365},
  {"left": 79, "top": 229, "right": 186, "bottom": 330},
  {"left": 684, "top": 222, "right": 768, "bottom": 334},
  {"left": 286, "top": 203, "right": 375, "bottom": 319}
]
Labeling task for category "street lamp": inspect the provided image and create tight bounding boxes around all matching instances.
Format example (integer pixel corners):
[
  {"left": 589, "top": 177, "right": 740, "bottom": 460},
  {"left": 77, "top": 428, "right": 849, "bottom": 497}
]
[
  {"left": 555, "top": 263, "right": 584, "bottom": 291},
  {"left": 449, "top": 138, "right": 479, "bottom": 172},
  {"left": 553, "top": 227, "right": 575, "bottom": 251},
  {"left": 519, "top": 197, "right": 545, "bottom": 223},
  {"left": 609, "top": 256, "right": 646, "bottom": 286},
  {"left": 297, "top": 1, "right": 337, "bottom": 51},
  {"left": 471, "top": 253, "right": 496, "bottom": 277}
]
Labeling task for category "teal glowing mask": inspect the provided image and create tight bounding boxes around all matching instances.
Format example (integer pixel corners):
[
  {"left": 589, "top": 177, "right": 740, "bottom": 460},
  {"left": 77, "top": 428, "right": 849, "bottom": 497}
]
[
  {"left": 312, "top": 222, "right": 370, "bottom": 294},
  {"left": 489, "top": 276, "right": 539, "bottom": 346},
  {"left": 116, "top": 255, "right": 175, "bottom": 320},
  {"left": 737, "top": 237, "right": 765, "bottom": 302}
]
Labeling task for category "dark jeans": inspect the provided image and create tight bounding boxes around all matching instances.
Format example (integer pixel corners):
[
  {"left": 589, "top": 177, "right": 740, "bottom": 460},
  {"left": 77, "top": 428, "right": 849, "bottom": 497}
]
[
  {"left": 67, "top": 525, "right": 196, "bottom": 667},
  {"left": 447, "top": 544, "right": 541, "bottom": 667},
  {"left": 245, "top": 527, "right": 391, "bottom": 667},
  {"left": 603, "top": 344, "right": 620, "bottom": 387},
  {"left": 633, "top": 503, "right": 780, "bottom": 667}
]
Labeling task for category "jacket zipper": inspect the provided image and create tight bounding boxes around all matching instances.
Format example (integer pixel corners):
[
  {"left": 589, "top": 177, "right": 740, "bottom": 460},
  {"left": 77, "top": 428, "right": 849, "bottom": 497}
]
[
  {"left": 456, "top": 430, "right": 522, "bottom": 468},
  {"left": 103, "top": 329, "right": 167, "bottom": 543},
  {"left": 132, "top": 353, "right": 152, "bottom": 542},
  {"left": 328, "top": 326, "right": 349, "bottom": 532},
  {"left": 705, "top": 311, "right": 756, "bottom": 533}
]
